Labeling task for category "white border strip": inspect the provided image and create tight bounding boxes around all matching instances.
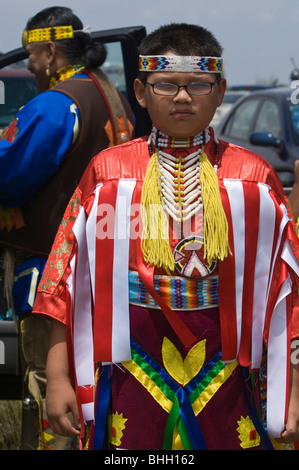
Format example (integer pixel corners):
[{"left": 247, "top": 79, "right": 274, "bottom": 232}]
[{"left": 112, "top": 179, "right": 136, "bottom": 363}]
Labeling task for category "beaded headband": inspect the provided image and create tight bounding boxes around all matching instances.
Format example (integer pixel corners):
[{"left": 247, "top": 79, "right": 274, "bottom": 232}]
[
  {"left": 139, "top": 55, "right": 223, "bottom": 73},
  {"left": 22, "top": 25, "right": 91, "bottom": 47}
]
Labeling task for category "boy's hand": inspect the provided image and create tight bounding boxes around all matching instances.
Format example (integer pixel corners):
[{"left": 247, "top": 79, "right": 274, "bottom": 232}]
[
  {"left": 46, "top": 375, "right": 81, "bottom": 437},
  {"left": 279, "top": 415, "right": 299, "bottom": 444},
  {"left": 278, "top": 359, "right": 299, "bottom": 444},
  {"left": 46, "top": 319, "right": 81, "bottom": 437}
]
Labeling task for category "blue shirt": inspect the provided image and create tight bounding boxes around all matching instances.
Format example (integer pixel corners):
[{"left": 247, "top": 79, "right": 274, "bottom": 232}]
[
  {"left": 0, "top": 85, "right": 80, "bottom": 315},
  {"left": 0, "top": 89, "right": 79, "bottom": 207}
]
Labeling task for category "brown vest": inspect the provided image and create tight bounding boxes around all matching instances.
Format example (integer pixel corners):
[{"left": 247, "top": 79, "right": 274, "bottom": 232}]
[{"left": 0, "top": 70, "right": 134, "bottom": 256}]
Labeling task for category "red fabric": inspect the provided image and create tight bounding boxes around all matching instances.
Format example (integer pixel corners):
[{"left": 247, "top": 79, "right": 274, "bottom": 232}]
[
  {"left": 77, "top": 385, "right": 94, "bottom": 405},
  {"left": 34, "top": 134, "right": 299, "bottom": 350},
  {"left": 218, "top": 185, "right": 237, "bottom": 361},
  {"left": 263, "top": 219, "right": 287, "bottom": 347},
  {"left": 136, "top": 243, "right": 196, "bottom": 348},
  {"left": 239, "top": 182, "right": 260, "bottom": 366},
  {"left": 93, "top": 181, "right": 118, "bottom": 362}
]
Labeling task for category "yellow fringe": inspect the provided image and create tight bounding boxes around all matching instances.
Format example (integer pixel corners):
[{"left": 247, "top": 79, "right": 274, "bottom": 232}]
[
  {"left": 140, "top": 149, "right": 231, "bottom": 272},
  {"left": 140, "top": 153, "right": 175, "bottom": 273},
  {"left": 200, "top": 151, "right": 231, "bottom": 265}
]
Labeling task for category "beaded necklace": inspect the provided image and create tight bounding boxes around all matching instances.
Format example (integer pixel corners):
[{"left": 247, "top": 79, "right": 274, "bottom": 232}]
[
  {"left": 141, "top": 126, "right": 230, "bottom": 273},
  {"left": 150, "top": 125, "right": 209, "bottom": 149},
  {"left": 149, "top": 126, "right": 215, "bottom": 223},
  {"left": 49, "top": 64, "right": 85, "bottom": 88}
]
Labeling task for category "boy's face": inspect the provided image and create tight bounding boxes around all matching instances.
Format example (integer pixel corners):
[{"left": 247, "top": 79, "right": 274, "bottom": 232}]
[{"left": 134, "top": 70, "right": 226, "bottom": 138}]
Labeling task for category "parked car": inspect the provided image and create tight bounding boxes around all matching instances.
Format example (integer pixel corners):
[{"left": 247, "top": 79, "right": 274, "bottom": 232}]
[
  {"left": 229, "top": 84, "right": 274, "bottom": 92},
  {"left": 216, "top": 86, "right": 299, "bottom": 192},
  {"left": 211, "top": 90, "right": 249, "bottom": 127},
  {"left": 0, "top": 26, "right": 151, "bottom": 399}
]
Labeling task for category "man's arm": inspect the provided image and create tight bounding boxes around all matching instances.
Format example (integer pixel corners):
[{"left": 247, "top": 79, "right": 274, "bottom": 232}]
[{"left": 0, "top": 92, "right": 78, "bottom": 206}]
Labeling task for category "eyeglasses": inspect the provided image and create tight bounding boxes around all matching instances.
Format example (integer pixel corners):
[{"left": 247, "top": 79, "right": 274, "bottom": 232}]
[{"left": 142, "top": 79, "right": 221, "bottom": 96}]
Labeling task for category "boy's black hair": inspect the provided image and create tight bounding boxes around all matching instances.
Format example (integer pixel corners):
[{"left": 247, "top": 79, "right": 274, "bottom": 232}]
[
  {"left": 25, "top": 6, "right": 107, "bottom": 69},
  {"left": 138, "top": 23, "right": 223, "bottom": 81}
]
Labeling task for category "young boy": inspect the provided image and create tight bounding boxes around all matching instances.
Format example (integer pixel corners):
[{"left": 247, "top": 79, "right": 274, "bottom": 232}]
[{"left": 34, "top": 23, "right": 299, "bottom": 450}]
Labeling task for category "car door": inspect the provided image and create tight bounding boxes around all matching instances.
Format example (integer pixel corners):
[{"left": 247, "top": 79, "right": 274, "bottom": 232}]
[
  {"left": 218, "top": 95, "right": 293, "bottom": 187},
  {"left": 0, "top": 26, "right": 151, "bottom": 136}
]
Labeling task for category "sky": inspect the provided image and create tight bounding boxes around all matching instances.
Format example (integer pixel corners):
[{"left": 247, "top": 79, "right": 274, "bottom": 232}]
[{"left": 0, "top": 0, "right": 298, "bottom": 86}]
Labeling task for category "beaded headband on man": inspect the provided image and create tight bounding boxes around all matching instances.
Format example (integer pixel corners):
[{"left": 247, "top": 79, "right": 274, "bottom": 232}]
[
  {"left": 139, "top": 55, "right": 223, "bottom": 73},
  {"left": 22, "top": 25, "right": 90, "bottom": 47}
]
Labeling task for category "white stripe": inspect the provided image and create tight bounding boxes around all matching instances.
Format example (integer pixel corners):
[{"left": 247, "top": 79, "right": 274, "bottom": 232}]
[
  {"left": 72, "top": 206, "right": 94, "bottom": 420},
  {"left": 112, "top": 179, "right": 136, "bottom": 363},
  {"left": 70, "top": 103, "right": 80, "bottom": 144},
  {"left": 223, "top": 181, "right": 294, "bottom": 437},
  {"left": 67, "top": 257, "right": 75, "bottom": 339},
  {"left": 251, "top": 184, "right": 276, "bottom": 368},
  {"left": 81, "top": 402, "right": 94, "bottom": 422},
  {"left": 86, "top": 183, "right": 103, "bottom": 302},
  {"left": 263, "top": 203, "right": 290, "bottom": 434},
  {"left": 266, "top": 205, "right": 289, "bottom": 304},
  {"left": 281, "top": 238, "right": 299, "bottom": 276},
  {"left": 223, "top": 179, "right": 245, "bottom": 355},
  {"left": 266, "top": 204, "right": 296, "bottom": 437},
  {"left": 267, "top": 275, "right": 291, "bottom": 437}
]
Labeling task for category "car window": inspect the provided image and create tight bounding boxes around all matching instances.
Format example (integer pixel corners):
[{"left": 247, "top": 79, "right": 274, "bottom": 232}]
[
  {"left": 288, "top": 103, "right": 299, "bottom": 145},
  {"left": 222, "top": 92, "right": 248, "bottom": 104},
  {"left": 102, "top": 42, "right": 126, "bottom": 95},
  {"left": 223, "top": 98, "right": 260, "bottom": 140},
  {"left": 0, "top": 43, "right": 127, "bottom": 129},
  {"left": 252, "top": 99, "right": 281, "bottom": 138},
  {"left": 0, "top": 60, "right": 39, "bottom": 128}
]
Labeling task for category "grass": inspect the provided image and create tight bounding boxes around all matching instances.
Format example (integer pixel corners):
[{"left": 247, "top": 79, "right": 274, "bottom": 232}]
[{"left": 0, "top": 401, "right": 22, "bottom": 450}]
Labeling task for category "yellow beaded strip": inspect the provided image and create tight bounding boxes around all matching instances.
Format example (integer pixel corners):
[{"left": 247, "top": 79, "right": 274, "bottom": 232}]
[
  {"left": 22, "top": 26, "right": 74, "bottom": 47},
  {"left": 49, "top": 64, "right": 85, "bottom": 88}
]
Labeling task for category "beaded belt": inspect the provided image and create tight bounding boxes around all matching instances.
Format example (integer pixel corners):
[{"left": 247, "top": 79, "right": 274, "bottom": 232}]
[{"left": 129, "top": 271, "right": 219, "bottom": 311}]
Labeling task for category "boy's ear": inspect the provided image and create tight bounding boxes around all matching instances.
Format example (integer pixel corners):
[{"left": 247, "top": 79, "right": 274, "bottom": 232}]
[
  {"left": 134, "top": 78, "right": 147, "bottom": 109},
  {"left": 217, "top": 78, "right": 227, "bottom": 107}
]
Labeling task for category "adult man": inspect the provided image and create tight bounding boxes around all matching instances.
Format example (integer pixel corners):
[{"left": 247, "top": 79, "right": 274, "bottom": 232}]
[{"left": 0, "top": 6, "right": 134, "bottom": 449}]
